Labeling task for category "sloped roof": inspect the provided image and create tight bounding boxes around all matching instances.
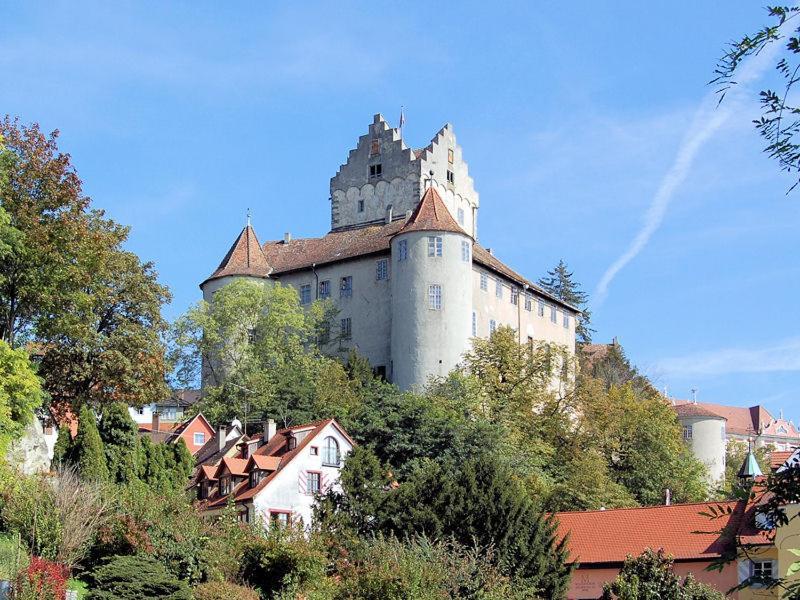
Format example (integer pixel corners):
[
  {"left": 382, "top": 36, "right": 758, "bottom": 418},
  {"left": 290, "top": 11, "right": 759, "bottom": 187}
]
[
  {"left": 556, "top": 500, "right": 764, "bottom": 565},
  {"left": 214, "top": 456, "right": 248, "bottom": 478},
  {"left": 246, "top": 454, "right": 281, "bottom": 471},
  {"left": 394, "top": 186, "right": 468, "bottom": 237},
  {"left": 673, "top": 401, "right": 773, "bottom": 436},
  {"left": 194, "top": 433, "right": 248, "bottom": 468},
  {"left": 203, "top": 224, "right": 271, "bottom": 285},
  {"left": 673, "top": 403, "right": 726, "bottom": 420}
]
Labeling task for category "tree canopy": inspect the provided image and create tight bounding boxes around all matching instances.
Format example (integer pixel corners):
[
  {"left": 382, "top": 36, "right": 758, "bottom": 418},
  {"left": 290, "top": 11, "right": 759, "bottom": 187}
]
[{"left": 538, "top": 259, "right": 593, "bottom": 342}]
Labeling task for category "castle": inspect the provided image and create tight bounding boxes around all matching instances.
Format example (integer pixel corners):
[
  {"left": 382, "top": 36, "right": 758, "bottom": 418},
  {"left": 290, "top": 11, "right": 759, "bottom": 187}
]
[{"left": 201, "top": 114, "right": 578, "bottom": 390}]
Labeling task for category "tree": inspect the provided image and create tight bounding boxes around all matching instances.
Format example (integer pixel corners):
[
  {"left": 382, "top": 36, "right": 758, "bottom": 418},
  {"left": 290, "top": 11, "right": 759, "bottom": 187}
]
[
  {"left": 98, "top": 402, "right": 140, "bottom": 484},
  {"left": 0, "top": 340, "right": 43, "bottom": 453},
  {"left": 52, "top": 425, "right": 74, "bottom": 467},
  {"left": 539, "top": 259, "right": 593, "bottom": 342},
  {"left": 601, "top": 548, "right": 725, "bottom": 600},
  {"left": 171, "top": 278, "right": 350, "bottom": 427},
  {"left": 73, "top": 404, "right": 108, "bottom": 482},
  {"left": 0, "top": 117, "right": 171, "bottom": 410},
  {"left": 88, "top": 554, "right": 192, "bottom": 600},
  {"left": 716, "top": 439, "right": 769, "bottom": 499},
  {"left": 713, "top": 7, "right": 800, "bottom": 192}
]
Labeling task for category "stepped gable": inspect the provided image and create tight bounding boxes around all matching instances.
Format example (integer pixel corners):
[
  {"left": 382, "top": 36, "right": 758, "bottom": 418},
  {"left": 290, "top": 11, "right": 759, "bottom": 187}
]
[
  {"left": 203, "top": 224, "right": 271, "bottom": 284},
  {"left": 394, "top": 186, "right": 468, "bottom": 237}
]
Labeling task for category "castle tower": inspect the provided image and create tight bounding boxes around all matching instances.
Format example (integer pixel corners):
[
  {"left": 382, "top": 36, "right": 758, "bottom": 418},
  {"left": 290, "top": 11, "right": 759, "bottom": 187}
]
[
  {"left": 200, "top": 222, "right": 272, "bottom": 303},
  {"left": 390, "top": 186, "right": 473, "bottom": 390},
  {"left": 330, "top": 114, "right": 480, "bottom": 238}
]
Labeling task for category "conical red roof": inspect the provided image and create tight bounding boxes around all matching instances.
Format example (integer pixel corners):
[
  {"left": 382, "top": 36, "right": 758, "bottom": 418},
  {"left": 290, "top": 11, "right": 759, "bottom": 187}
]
[
  {"left": 395, "top": 186, "right": 470, "bottom": 237},
  {"left": 203, "top": 224, "right": 271, "bottom": 284}
]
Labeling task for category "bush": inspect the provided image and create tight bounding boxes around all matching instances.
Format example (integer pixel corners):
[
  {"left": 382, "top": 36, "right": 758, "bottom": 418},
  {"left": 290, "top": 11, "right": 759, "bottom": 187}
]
[
  {"left": 87, "top": 554, "right": 191, "bottom": 600},
  {"left": 193, "top": 581, "right": 260, "bottom": 600},
  {"left": 12, "top": 556, "right": 69, "bottom": 600}
]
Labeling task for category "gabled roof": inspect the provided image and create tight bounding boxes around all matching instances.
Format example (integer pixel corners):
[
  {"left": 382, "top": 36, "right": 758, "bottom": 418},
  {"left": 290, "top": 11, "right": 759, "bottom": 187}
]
[
  {"left": 394, "top": 186, "right": 468, "bottom": 237},
  {"left": 194, "top": 432, "right": 248, "bottom": 467},
  {"left": 197, "top": 465, "right": 218, "bottom": 482},
  {"left": 246, "top": 454, "right": 281, "bottom": 471},
  {"left": 214, "top": 456, "right": 248, "bottom": 479},
  {"left": 556, "top": 500, "right": 765, "bottom": 565},
  {"left": 203, "top": 224, "right": 271, "bottom": 285}
]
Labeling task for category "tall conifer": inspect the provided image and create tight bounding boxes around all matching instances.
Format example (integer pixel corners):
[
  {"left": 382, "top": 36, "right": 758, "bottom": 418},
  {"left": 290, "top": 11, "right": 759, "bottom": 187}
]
[
  {"left": 539, "top": 259, "right": 594, "bottom": 342},
  {"left": 74, "top": 404, "right": 108, "bottom": 482}
]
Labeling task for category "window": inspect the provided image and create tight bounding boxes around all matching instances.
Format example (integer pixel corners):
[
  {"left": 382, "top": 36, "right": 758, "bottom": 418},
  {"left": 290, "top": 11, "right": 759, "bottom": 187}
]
[
  {"left": 373, "top": 365, "right": 386, "bottom": 380},
  {"left": 370, "top": 138, "right": 380, "bottom": 155},
  {"left": 428, "top": 284, "right": 442, "bottom": 310},
  {"left": 511, "top": 288, "right": 519, "bottom": 305},
  {"left": 220, "top": 476, "right": 231, "bottom": 496},
  {"left": 428, "top": 235, "right": 443, "bottom": 257},
  {"left": 550, "top": 306, "right": 557, "bottom": 323},
  {"left": 369, "top": 163, "right": 382, "bottom": 178},
  {"left": 472, "top": 312, "right": 477, "bottom": 336},
  {"left": 448, "top": 148, "right": 454, "bottom": 163},
  {"left": 310, "top": 446, "right": 319, "bottom": 456},
  {"left": 198, "top": 481, "right": 209, "bottom": 500},
  {"left": 340, "top": 276, "right": 352, "bottom": 298},
  {"left": 524, "top": 296, "right": 532, "bottom": 311},
  {"left": 480, "top": 272, "right": 488, "bottom": 291},
  {"left": 563, "top": 314, "right": 570, "bottom": 328},
  {"left": 460, "top": 240, "right": 470, "bottom": 262},
  {"left": 495, "top": 279, "right": 503, "bottom": 299},
  {"left": 250, "top": 470, "right": 264, "bottom": 488},
  {"left": 398, "top": 239, "right": 408, "bottom": 261},
  {"left": 307, "top": 471, "right": 321, "bottom": 494},
  {"left": 161, "top": 407, "right": 177, "bottom": 420},
  {"left": 683, "top": 425, "right": 693, "bottom": 441},
  {"left": 457, "top": 207, "right": 464, "bottom": 224},
  {"left": 538, "top": 300, "right": 545, "bottom": 317},
  {"left": 376, "top": 259, "right": 389, "bottom": 280},
  {"left": 136, "top": 406, "right": 145, "bottom": 415},
  {"left": 300, "top": 284, "right": 311, "bottom": 305},
  {"left": 319, "top": 280, "right": 331, "bottom": 299},
  {"left": 322, "top": 437, "right": 341, "bottom": 466},
  {"left": 489, "top": 319, "right": 497, "bottom": 335},
  {"left": 287, "top": 436, "right": 297, "bottom": 451},
  {"left": 752, "top": 560, "right": 775, "bottom": 581},
  {"left": 446, "top": 170, "right": 455, "bottom": 184},
  {"left": 358, "top": 199, "right": 364, "bottom": 213},
  {"left": 340, "top": 318, "right": 352, "bottom": 340},
  {"left": 270, "top": 511, "right": 290, "bottom": 529},
  {"left": 193, "top": 432, "right": 205, "bottom": 446}
]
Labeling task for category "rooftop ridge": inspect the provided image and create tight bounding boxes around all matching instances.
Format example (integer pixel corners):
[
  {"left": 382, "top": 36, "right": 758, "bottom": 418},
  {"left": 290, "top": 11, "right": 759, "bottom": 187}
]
[{"left": 554, "top": 500, "right": 739, "bottom": 516}]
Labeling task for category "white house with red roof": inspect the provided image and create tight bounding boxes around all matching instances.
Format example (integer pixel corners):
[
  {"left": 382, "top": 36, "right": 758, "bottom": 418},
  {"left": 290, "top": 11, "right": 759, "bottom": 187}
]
[
  {"left": 199, "top": 114, "right": 579, "bottom": 391},
  {"left": 194, "top": 418, "right": 353, "bottom": 528}
]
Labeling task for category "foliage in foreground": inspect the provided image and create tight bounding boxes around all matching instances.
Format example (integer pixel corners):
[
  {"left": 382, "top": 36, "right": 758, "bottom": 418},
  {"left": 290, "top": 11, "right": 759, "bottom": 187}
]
[
  {"left": 0, "top": 341, "right": 43, "bottom": 455},
  {"left": 87, "top": 554, "right": 192, "bottom": 600}
]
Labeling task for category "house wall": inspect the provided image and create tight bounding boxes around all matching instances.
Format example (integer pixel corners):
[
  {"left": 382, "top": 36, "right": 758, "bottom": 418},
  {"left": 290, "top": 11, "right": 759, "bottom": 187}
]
[
  {"left": 180, "top": 418, "right": 216, "bottom": 455},
  {"left": 251, "top": 423, "right": 353, "bottom": 527},
  {"left": 566, "top": 561, "right": 740, "bottom": 599}
]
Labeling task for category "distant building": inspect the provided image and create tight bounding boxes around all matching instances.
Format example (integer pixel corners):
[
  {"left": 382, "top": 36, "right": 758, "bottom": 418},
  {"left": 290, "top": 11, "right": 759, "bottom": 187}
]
[
  {"left": 128, "top": 389, "right": 200, "bottom": 425},
  {"left": 138, "top": 412, "right": 216, "bottom": 456},
  {"left": 200, "top": 114, "right": 579, "bottom": 391},
  {"left": 193, "top": 418, "right": 354, "bottom": 527},
  {"left": 672, "top": 400, "right": 800, "bottom": 484}
]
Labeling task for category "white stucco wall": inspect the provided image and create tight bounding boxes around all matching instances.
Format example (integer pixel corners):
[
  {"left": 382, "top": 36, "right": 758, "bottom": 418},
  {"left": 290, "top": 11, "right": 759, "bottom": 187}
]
[
  {"left": 251, "top": 422, "right": 353, "bottom": 528},
  {"left": 680, "top": 416, "right": 727, "bottom": 483},
  {"left": 390, "top": 230, "right": 473, "bottom": 391}
]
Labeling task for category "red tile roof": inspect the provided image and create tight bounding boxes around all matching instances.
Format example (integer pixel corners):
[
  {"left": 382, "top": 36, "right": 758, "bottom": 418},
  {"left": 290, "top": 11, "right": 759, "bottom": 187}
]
[
  {"left": 395, "top": 186, "right": 468, "bottom": 237},
  {"left": 673, "top": 401, "right": 773, "bottom": 436},
  {"left": 203, "top": 224, "right": 271, "bottom": 284},
  {"left": 246, "top": 455, "right": 281, "bottom": 471},
  {"left": 770, "top": 450, "right": 797, "bottom": 470},
  {"left": 214, "top": 456, "right": 248, "bottom": 478},
  {"left": 555, "top": 501, "right": 764, "bottom": 565},
  {"left": 673, "top": 403, "right": 726, "bottom": 420}
]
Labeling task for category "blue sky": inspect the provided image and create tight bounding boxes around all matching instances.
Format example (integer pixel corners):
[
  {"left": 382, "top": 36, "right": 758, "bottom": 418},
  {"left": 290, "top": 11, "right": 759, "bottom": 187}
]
[{"left": 2, "top": 2, "right": 799, "bottom": 417}]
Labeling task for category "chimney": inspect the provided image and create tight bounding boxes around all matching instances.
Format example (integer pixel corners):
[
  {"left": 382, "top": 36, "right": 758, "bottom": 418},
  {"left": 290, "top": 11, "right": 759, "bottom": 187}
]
[
  {"left": 217, "top": 425, "right": 227, "bottom": 452},
  {"left": 151, "top": 412, "right": 160, "bottom": 440},
  {"left": 385, "top": 205, "right": 393, "bottom": 224},
  {"left": 665, "top": 489, "right": 671, "bottom": 506},
  {"left": 263, "top": 419, "right": 276, "bottom": 443},
  {"left": 284, "top": 232, "right": 292, "bottom": 244}
]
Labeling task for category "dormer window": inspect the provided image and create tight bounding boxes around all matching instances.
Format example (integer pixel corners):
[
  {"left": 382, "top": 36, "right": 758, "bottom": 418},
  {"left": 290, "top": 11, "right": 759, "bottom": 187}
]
[
  {"left": 249, "top": 469, "right": 265, "bottom": 488},
  {"left": 219, "top": 476, "right": 231, "bottom": 496},
  {"left": 287, "top": 435, "right": 297, "bottom": 451},
  {"left": 198, "top": 481, "right": 210, "bottom": 500},
  {"left": 369, "top": 164, "right": 382, "bottom": 178}
]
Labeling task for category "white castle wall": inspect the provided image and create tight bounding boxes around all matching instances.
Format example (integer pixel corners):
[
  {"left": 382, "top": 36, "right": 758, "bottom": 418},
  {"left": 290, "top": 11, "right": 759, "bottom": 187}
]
[
  {"left": 679, "top": 415, "right": 727, "bottom": 484},
  {"left": 390, "top": 230, "right": 473, "bottom": 391}
]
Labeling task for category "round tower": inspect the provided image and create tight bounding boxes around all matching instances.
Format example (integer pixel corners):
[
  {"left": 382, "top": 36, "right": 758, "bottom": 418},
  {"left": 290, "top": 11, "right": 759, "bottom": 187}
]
[
  {"left": 390, "top": 186, "right": 473, "bottom": 390},
  {"left": 674, "top": 403, "right": 727, "bottom": 484}
]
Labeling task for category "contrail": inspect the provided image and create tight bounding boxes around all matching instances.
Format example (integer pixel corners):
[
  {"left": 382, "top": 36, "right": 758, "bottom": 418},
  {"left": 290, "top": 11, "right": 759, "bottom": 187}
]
[{"left": 593, "top": 36, "right": 784, "bottom": 307}]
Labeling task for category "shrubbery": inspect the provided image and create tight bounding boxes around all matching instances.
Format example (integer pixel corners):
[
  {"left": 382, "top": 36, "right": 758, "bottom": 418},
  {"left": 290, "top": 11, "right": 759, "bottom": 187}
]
[
  {"left": 87, "top": 554, "right": 192, "bottom": 600},
  {"left": 12, "top": 556, "right": 68, "bottom": 600},
  {"left": 192, "top": 581, "right": 260, "bottom": 600}
]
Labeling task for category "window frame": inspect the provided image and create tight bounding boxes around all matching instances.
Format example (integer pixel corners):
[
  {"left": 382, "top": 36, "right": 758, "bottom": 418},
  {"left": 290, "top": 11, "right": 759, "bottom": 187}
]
[
  {"left": 306, "top": 470, "right": 322, "bottom": 495},
  {"left": 322, "top": 436, "right": 341, "bottom": 467},
  {"left": 193, "top": 432, "right": 205, "bottom": 446},
  {"left": 427, "top": 235, "right": 443, "bottom": 257},
  {"left": 398, "top": 239, "right": 408, "bottom": 261},
  {"left": 428, "top": 284, "right": 442, "bottom": 310},
  {"left": 480, "top": 272, "right": 488, "bottom": 291},
  {"left": 369, "top": 163, "right": 383, "bottom": 178},
  {"left": 489, "top": 319, "right": 497, "bottom": 334},
  {"left": 461, "top": 240, "right": 470, "bottom": 262},
  {"left": 376, "top": 259, "right": 389, "bottom": 281},
  {"left": 319, "top": 279, "right": 331, "bottom": 299},
  {"left": 457, "top": 207, "right": 465, "bottom": 224},
  {"left": 495, "top": 279, "right": 503, "bottom": 299},
  {"left": 340, "top": 276, "right": 352, "bottom": 298},
  {"left": 299, "top": 284, "right": 312, "bottom": 305},
  {"left": 471, "top": 311, "right": 477, "bottom": 336},
  {"left": 340, "top": 317, "right": 352, "bottom": 340},
  {"left": 269, "top": 510, "right": 291, "bottom": 529}
]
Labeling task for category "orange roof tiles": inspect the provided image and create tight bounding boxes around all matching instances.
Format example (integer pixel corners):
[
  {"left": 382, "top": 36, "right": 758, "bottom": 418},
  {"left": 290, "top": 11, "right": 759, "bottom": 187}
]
[
  {"left": 247, "top": 455, "right": 281, "bottom": 471},
  {"left": 204, "top": 224, "right": 271, "bottom": 284},
  {"left": 395, "top": 186, "right": 468, "bottom": 237},
  {"left": 215, "top": 456, "right": 248, "bottom": 478},
  {"left": 555, "top": 501, "right": 760, "bottom": 565},
  {"left": 673, "top": 403, "right": 726, "bottom": 420},
  {"left": 673, "top": 401, "right": 771, "bottom": 436}
]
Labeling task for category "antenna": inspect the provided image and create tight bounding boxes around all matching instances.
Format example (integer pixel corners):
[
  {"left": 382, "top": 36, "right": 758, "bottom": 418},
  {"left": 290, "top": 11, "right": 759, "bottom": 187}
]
[
  {"left": 691, "top": 388, "right": 697, "bottom": 404},
  {"left": 246, "top": 208, "right": 251, "bottom": 227}
]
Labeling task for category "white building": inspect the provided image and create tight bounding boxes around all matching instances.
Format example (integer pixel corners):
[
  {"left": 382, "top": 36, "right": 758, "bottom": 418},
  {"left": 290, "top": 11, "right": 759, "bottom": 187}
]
[
  {"left": 194, "top": 418, "right": 353, "bottom": 527},
  {"left": 201, "top": 114, "right": 579, "bottom": 390}
]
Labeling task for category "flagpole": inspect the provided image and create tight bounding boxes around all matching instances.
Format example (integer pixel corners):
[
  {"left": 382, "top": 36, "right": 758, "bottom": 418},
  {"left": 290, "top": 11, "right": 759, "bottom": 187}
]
[{"left": 399, "top": 105, "right": 405, "bottom": 140}]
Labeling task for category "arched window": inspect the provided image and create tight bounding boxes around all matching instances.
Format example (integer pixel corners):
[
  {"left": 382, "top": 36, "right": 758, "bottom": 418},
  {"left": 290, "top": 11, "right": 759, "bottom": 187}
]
[{"left": 322, "top": 436, "right": 340, "bottom": 466}]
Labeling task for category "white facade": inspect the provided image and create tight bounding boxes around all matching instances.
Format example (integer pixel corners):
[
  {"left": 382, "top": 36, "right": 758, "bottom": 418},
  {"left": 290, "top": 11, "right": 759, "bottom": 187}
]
[{"left": 680, "top": 415, "right": 727, "bottom": 484}]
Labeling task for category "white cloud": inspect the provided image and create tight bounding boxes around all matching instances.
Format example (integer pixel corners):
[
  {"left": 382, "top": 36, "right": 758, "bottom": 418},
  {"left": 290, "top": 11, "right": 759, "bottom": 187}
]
[{"left": 655, "top": 337, "right": 800, "bottom": 377}]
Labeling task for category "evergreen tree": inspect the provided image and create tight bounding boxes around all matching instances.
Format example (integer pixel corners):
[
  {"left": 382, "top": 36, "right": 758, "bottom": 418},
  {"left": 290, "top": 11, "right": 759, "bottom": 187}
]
[
  {"left": 51, "top": 425, "right": 74, "bottom": 467},
  {"left": 99, "top": 402, "right": 140, "bottom": 484},
  {"left": 73, "top": 404, "right": 108, "bottom": 482},
  {"left": 538, "top": 259, "right": 593, "bottom": 342},
  {"left": 170, "top": 439, "right": 194, "bottom": 486},
  {"left": 88, "top": 554, "right": 192, "bottom": 600}
]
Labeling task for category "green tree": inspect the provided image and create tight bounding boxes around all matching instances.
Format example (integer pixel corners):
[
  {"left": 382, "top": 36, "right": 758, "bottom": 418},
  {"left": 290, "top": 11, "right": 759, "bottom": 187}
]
[
  {"left": 716, "top": 439, "right": 769, "bottom": 499},
  {"left": 0, "top": 340, "right": 43, "bottom": 453},
  {"left": 88, "top": 554, "right": 192, "bottom": 600},
  {"left": 73, "top": 404, "right": 108, "bottom": 482},
  {"left": 601, "top": 549, "right": 724, "bottom": 600},
  {"left": 51, "top": 425, "right": 74, "bottom": 467},
  {"left": 98, "top": 402, "right": 141, "bottom": 484},
  {"left": 538, "top": 259, "right": 593, "bottom": 342},
  {"left": 172, "top": 278, "right": 349, "bottom": 427},
  {"left": 0, "top": 117, "right": 171, "bottom": 410}
]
